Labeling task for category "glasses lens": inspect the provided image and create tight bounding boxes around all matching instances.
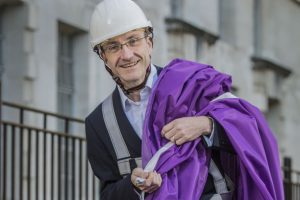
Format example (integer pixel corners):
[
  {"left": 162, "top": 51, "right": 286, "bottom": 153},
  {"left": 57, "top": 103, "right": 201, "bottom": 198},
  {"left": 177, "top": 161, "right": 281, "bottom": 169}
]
[
  {"left": 127, "top": 37, "right": 142, "bottom": 47},
  {"left": 103, "top": 44, "right": 120, "bottom": 54}
]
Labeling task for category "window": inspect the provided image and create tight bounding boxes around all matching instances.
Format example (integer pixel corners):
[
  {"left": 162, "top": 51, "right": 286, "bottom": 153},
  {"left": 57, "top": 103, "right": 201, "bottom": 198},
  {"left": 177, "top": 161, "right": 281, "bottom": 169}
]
[
  {"left": 57, "top": 23, "right": 75, "bottom": 117},
  {"left": 253, "top": 0, "right": 262, "bottom": 55},
  {"left": 57, "top": 34, "right": 74, "bottom": 116},
  {"left": 265, "top": 98, "right": 283, "bottom": 145},
  {"left": 0, "top": 8, "right": 3, "bottom": 71},
  {"left": 291, "top": 0, "right": 300, "bottom": 5},
  {"left": 171, "top": 0, "right": 183, "bottom": 17},
  {"left": 219, "top": 0, "right": 236, "bottom": 44},
  {"left": 57, "top": 21, "right": 88, "bottom": 134}
]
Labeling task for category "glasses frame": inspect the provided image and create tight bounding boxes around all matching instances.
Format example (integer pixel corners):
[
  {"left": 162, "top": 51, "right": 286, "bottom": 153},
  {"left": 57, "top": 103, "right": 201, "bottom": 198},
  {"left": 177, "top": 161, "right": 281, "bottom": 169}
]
[{"left": 98, "top": 34, "right": 149, "bottom": 55}]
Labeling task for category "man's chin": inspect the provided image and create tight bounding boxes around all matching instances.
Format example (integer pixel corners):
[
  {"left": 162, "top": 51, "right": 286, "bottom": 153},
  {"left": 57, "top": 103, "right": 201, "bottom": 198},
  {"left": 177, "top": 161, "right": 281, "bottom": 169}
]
[{"left": 122, "top": 78, "right": 145, "bottom": 88}]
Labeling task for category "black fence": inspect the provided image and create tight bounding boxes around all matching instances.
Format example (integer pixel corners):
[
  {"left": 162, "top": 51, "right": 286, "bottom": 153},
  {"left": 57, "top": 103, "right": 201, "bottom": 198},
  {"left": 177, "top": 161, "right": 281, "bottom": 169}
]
[
  {"left": 0, "top": 101, "right": 99, "bottom": 200},
  {"left": 283, "top": 158, "right": 300, "bottom": 200}
]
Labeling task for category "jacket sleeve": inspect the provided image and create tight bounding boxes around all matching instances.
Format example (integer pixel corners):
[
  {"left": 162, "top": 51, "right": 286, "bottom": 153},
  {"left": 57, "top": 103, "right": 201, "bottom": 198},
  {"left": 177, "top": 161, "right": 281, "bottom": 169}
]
[
  {"left": 85, "top": 117, "right": 139, "bottom": 200},
  {"left": 203, "top": 118, "right": 235, "bottom": 154}
]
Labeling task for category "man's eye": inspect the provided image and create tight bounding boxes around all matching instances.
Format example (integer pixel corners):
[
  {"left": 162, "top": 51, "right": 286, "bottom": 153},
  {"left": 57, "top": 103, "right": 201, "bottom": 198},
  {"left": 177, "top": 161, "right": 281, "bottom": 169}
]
[
  {"left": 107, "top": 45, "right": 120, "bottom": 51},
  {"left": 128, "top": 38, "right": 139, "bottom": 46}
]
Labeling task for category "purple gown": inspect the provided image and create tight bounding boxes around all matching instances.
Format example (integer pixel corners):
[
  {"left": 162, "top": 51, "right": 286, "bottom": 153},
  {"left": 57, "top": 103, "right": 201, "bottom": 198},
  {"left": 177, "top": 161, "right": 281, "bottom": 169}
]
[{"left": 142, "top": 59, "right": 284, "bottom": 200}]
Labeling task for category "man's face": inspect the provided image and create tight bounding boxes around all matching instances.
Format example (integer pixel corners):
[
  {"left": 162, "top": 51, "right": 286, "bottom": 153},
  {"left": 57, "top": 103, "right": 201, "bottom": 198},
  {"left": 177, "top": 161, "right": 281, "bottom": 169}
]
[{"left": 100, "top": 29, "right": 153, "bottom": 89}]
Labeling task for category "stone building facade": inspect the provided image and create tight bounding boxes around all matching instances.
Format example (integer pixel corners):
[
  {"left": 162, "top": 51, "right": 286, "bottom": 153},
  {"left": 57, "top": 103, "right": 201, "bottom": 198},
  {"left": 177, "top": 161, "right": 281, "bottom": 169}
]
[{"left": 1, "top": 0, "right": 300, "bottom": 176}]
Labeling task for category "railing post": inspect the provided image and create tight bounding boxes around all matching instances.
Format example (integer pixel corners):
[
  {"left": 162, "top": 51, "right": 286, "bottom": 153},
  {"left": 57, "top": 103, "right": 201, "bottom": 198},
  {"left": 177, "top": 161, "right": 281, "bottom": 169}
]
[
  {"left": 20, "top": 108, "right": 24, "bottom": 124},
  {"left": 0, "top": 6, "right": 3, "bottom": 195},
  {"left": 64, "top": 118, "right": 69, "bottom": 134},
  {"left": 0, "top": 5, "right": 4, "bottom": 128},
  {"left": 284, "top": 157, "right": 292, "bottom": 200},
  {"left": 0, "top": 80, "right": 2, "bottom": 200}
]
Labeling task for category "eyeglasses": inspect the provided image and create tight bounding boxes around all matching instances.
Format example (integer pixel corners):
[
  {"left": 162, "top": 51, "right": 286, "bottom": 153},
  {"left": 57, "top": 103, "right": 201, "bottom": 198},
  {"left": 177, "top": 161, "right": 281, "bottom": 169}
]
[{"left": 100, "top": 35, "right": 148, "bottom": 54}]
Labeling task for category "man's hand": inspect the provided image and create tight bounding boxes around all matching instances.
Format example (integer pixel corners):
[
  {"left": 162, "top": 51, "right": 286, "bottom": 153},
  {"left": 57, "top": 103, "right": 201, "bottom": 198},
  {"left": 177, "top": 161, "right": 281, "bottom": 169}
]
[
  {"left": 161, "top": 116, "right": 212, "bottom": 145},
  {"left": 131, "top": 168, "right": 162, "bottom": 193}
]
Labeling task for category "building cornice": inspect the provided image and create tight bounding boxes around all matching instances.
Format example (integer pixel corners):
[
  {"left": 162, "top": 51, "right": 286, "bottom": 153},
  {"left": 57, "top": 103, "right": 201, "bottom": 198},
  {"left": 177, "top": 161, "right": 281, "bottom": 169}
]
[
  {"left": 252, "top": 56, "right": 292, "bottom": 78},
  {"left": 0, "top": 0, "right": 25, "bottom": 6},
  {"left": 165, "top": 17, "right": 219, "bottom": 45}
]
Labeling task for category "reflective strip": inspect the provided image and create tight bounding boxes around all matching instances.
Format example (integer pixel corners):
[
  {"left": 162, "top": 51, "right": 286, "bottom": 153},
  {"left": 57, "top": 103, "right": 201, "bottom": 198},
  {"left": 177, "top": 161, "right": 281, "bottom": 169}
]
[
  {"left": 221, "top": 174, "right": 235, "bottom": 199},
  {"left": 135, "top": 157, "right": 142, "bottom": 168},
  {"left": 201, "top": 191, "right": 233, "bottom": 200},
  {"left": 140, "top": 142, "right": 174, "bottom": 199},
  {"left": 211, "top": 92, "right": 237, "bottom": 102},
  {"left": 209, "top": 160, "right": 228, "bottom": 194},
  {"left": 209, "top": 194, "right": 222, "bottom": 200},
  {"left": 102, "top": 94, "right": 130, "bottom": 160},
  {"left": 144, "top": 142, "right": 174, "bottom": 172},
  {"left": 200, "top": 160, "right": 234, "bottom": 200},
  {"left": 117, "top": 157, "right": 142, "bottom": 176},
  {"left": 102, "top": 94, "right": 141, "bottom": 177}
]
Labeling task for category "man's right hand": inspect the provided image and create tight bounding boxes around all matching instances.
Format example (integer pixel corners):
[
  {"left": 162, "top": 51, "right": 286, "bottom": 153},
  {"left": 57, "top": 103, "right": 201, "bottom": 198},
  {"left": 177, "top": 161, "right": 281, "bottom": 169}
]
[{"left": 131, "top": 168, "right": 162, "bottom": 193}]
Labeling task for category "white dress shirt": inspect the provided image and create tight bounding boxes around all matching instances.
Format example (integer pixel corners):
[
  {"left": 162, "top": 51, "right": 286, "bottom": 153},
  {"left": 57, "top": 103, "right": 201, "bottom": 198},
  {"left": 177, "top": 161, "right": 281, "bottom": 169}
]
[{"left": 118, "top": 64, "right": 157, "bottom": 138}]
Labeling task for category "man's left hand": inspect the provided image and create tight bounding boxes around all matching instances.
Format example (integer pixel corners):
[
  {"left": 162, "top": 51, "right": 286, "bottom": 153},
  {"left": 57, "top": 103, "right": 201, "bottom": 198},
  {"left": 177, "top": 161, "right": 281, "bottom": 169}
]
[{"left": 161, "top": 116, "right": 212, "bottom": 145}]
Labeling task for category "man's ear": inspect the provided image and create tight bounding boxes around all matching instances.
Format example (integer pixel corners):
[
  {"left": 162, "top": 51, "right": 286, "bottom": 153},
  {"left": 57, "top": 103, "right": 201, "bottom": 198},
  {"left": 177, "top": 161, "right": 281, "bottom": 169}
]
[
  {"left": 149, "top": 37, "right": 153, "bottom": 47},
  {"left": 146, "top": 37, "right": 153, "bottom": 56},
  {"left": 147, "top": 37, "right": 153, "bottom": 48},
  {"left": 100, "top": 52, "right": 108, "bottom": 63}
]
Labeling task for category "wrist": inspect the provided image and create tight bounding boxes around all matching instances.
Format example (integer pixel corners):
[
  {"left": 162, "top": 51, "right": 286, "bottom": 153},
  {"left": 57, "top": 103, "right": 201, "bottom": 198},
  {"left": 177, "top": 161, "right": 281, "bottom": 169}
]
[{"left": 203, "top": 116, "right": 213, "bottom": 136}]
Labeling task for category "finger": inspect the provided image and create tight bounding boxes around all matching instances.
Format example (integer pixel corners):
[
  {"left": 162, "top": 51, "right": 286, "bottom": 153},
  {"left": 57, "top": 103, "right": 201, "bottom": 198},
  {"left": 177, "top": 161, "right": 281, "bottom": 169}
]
[
  {"left": 175, "top": 137, "right": 187, "bottom": 145},
  {"left": 145, "top": 185, "right": 158, "bottom": 193},
  {"left": 131, "top": 168, "right": 149, "bottom": 186},
  {"left": 146, "top": 173, "right": 162, "bottom": 193},
  {"left": 148, "top": 172, "right": 160, "bottom": 187},
  {"left": 176, "top": 135, "right": 197, "bottom": 145},
  {"left": 134, "top": 169, "right": 149, "bottom": 179},
  {"left": 141, "top": 171, "right": 150, "bottom": 179},
  {"left": 163, "top": 127, "right": 177, "bottom": 141},
  {"left": 158, "top": 173, "right": 162, "bottom": 185},
  {"left": 172, "top": 132, "right": 183, "bottom": 141},
  {"left": 143, "top": 175, "right": 153, "bottom": 187},
  {"left": 153, "top": 172, "right": 161, "bottom": 186},
  {"left": 161, "top": 120, "right": 175, "bottom": 136},
  {"left": 131, "top": 169, "right": 140, "bottom": 185},
  {"left": 132, "top": 168, "right": 143, "bottom": 176}
]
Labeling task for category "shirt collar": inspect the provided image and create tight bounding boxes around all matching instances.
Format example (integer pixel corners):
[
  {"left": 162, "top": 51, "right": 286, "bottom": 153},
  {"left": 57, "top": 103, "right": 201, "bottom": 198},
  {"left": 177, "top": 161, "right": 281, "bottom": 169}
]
[{"left": 118, "top": 64, "right": 157, "bottom": 110}]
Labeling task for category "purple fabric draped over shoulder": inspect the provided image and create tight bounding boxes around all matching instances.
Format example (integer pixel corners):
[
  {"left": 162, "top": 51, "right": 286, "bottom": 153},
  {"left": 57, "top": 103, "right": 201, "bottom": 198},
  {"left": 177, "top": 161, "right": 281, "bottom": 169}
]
[{"left": 142, "top": 58, "right": 284, "bottom": 200}]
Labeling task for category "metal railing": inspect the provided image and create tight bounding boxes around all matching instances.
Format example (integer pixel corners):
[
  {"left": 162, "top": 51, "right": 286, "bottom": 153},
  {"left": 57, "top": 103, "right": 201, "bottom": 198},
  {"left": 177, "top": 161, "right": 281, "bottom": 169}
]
[
  {"left": 0, "top": 101, "right": 100, "bottom": 200},
  {"left": 283, "top": 165, "right": 300, "bottom": 200}
]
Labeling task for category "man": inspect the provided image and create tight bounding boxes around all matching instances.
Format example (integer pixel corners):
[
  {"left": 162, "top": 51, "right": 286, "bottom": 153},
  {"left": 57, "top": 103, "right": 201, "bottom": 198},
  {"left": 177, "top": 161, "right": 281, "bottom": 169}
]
[{"left": 85, "top": 0, "right": 283, "bottom": 199}]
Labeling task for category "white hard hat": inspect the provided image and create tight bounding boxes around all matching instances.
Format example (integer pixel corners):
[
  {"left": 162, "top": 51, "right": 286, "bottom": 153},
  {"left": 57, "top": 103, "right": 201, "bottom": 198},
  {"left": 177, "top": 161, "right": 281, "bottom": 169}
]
[{"left": 90, "top": 0, "right": 152, "bottom": 49}]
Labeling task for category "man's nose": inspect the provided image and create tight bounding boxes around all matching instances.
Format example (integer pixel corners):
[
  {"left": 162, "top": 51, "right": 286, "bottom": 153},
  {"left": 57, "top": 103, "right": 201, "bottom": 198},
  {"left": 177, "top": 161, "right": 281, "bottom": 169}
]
[{"left": 120, "top": 45, "right": 134, "bottom": 60}]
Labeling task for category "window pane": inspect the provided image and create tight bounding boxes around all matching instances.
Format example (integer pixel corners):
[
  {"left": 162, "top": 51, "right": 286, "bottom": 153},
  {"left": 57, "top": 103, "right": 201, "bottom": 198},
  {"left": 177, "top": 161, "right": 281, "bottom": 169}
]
[
  {"left": 57, "top": 29, "right": 74, "bottom": 117},
  {"left": 219, "top": 0, "right": 236, "bottom": 44},
  {"left": 0, "top": 8, "right": 3, "bottom": 68}
]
